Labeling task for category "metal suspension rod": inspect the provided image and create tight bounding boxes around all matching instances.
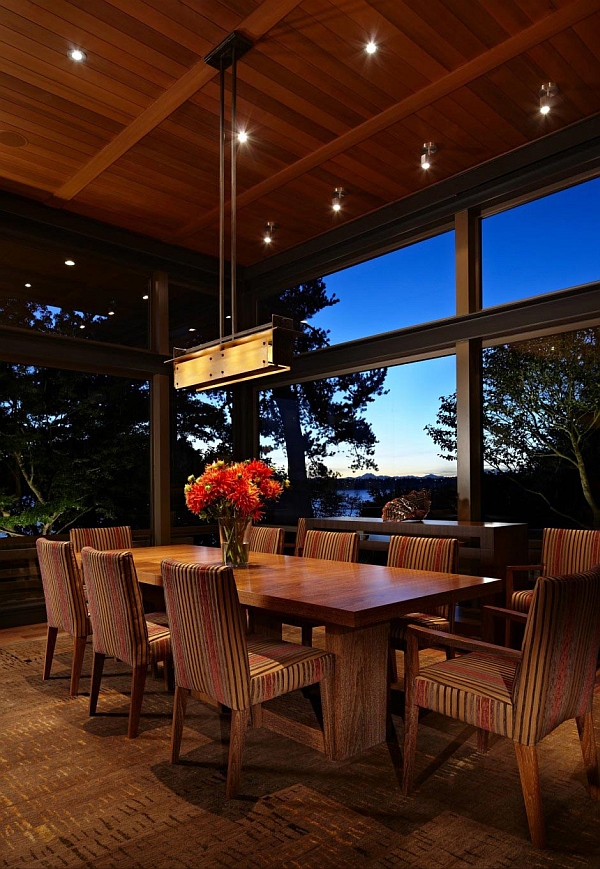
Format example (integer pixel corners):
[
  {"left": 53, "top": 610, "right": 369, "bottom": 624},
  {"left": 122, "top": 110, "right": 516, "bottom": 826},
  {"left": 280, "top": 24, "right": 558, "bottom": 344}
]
[
  {"left": 230, "top": 46, "right": 237, "bottom": 337},
  {"left": 218, "top": 55, "right": 225, "bottom": 343}
]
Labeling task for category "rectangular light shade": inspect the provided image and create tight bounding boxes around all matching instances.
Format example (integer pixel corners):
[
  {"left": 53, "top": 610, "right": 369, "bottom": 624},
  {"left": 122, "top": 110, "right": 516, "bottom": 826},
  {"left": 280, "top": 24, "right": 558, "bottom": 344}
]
[{"left": 172, "top": 316, "right": 295, "bottom": 391}]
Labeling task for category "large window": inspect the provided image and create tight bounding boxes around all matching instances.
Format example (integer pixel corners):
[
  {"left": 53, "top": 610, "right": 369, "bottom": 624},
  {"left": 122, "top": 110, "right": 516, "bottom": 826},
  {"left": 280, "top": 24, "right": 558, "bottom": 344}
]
[
  {"left": 482, "top": 177, "right": 600, "bottom": 308},
  {"left": 0, "top": 234, "right": 151, "bottom": 348},
  {"left": 259, "top": 356, "right": 456, "bottom": 522},
  {"left": 0, "top": 363, "right": 151, "bottom": 536},
  {"left": 258, "top": 231, "right": 455, "bottom": 345}
]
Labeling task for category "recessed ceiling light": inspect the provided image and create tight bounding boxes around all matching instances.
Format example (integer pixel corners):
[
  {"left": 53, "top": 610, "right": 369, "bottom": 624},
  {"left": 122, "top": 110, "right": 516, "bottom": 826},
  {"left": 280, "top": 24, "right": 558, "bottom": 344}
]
[
  {"left": 142, "top": 294, "right": 149, "bottom": 300},
  {"left": 225, "top": 314, "right": 232, "bottom": 319},
  {"left": 25, "top": 282, "right": 32, "bottom": 287},
  {"left": 79, "top": 324, "right": 85, "bottom": 329},
  {"left": 189, "top": 327, "right": 196, "bottom": 332},
  {"left": 108, "top": 310, "right": 115, "bottom": 316},
  {"left": 64, "top": 259, "right": 75, "bottom": 266},
  {"left": 365, "top": 41, "right": 377, "bottom": 55},
  {"left": 67, "top": 48, "right": 87, "bottom": 62},
  {"left": 237, "top": 130, "right": 248, "bottom": 143}
]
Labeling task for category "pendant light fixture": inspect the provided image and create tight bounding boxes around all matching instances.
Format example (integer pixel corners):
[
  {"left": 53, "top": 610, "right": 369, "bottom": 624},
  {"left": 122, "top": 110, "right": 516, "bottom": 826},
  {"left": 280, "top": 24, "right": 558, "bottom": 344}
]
[{"left": 172, "top": 32, "right": 295, "bottom": 392}]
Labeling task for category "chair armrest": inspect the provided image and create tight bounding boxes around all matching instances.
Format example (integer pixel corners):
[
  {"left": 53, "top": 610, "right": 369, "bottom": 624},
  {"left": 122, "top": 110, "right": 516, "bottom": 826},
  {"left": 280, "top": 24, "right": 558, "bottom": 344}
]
[
  {"left": 481, "top": 604, "right": 528, "bottom": 642},
  {"left": 405, "top": 624, "right": 522, "bottom": 659},
  {"left": 505, "top": 563, "right": 543, "bottom": 603}
]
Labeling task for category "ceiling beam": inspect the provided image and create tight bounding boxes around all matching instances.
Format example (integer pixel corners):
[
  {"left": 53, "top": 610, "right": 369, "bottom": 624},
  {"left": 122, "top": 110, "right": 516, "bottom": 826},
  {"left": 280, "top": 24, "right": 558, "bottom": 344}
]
[
  {"left": 174, "top": 0, "right": 600, "bottom": 240},
  {"left": 46, "top": 0, "right": 305, "bottom": 206}
]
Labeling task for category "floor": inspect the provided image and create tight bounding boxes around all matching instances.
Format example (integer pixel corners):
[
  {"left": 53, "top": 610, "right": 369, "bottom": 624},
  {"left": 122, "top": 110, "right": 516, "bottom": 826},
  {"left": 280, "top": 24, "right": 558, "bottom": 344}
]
[{"left": 0, "top": 623, "right": 599, "bottom": 868}]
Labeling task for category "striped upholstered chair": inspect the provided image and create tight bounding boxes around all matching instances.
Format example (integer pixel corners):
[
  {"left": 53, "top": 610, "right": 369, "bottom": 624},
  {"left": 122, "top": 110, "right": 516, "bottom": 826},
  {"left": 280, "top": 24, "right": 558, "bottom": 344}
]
[
  {"left": 81, "top": 548, "right": 172, "bottom": 738},
  {"left": 507, "top": 527, "right": 600, "bottom": 613},
  {"left": 249, "top": 525, "right": 285, "bottom": 555},
  {"left": 294, "top": 517, "right": 308, "bottom": 556},
  {"left": 161, "top": 559, "right": 334, "bottom": 798},
  {"left": 36, "top": 538, "right": 92, "bottom": 695},
  {"left": 69, "top": 525, "right": 133, "bottom": 554},
  {"left": 402, "top": 565, "right": 600, "bottom": 849},
  {"left": 387, "top": 536, "right": 460, "bottom": 655},
  {"left": 296, "top": 529, "right": 359, "bottom": 645}
]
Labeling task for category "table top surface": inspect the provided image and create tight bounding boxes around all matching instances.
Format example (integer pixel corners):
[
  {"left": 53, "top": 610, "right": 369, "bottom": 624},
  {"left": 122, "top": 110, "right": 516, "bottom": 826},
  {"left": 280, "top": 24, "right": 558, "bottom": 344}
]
[{"left": 132, "top": 544, "right": 504, "bottom": 629}]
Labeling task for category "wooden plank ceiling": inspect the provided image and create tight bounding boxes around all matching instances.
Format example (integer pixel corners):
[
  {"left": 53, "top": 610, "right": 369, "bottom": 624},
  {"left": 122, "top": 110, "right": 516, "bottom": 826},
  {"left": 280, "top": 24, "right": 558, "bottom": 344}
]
[{"left": 0, "top": 0, "right": 598, "bottom": 268}]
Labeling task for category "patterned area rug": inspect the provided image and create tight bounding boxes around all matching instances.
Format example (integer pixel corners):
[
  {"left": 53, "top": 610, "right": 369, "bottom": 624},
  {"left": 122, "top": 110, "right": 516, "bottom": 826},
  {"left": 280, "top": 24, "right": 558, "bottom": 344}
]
[{"left": 0, "top": 636, "right": 598, "bottom": 868}]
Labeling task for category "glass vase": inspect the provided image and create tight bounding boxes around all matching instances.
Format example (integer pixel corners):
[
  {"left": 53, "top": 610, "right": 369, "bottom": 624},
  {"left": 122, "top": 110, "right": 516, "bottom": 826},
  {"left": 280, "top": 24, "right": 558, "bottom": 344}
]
[{"left": 218, "top": 516, "right": 252, "bottom": 567}]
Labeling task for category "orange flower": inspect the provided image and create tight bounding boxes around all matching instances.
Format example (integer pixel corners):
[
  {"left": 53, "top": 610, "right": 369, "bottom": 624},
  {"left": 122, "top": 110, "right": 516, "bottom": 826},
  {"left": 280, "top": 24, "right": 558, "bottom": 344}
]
[{"left": 184, "top": 459, "right": 284, "bottom": 521}]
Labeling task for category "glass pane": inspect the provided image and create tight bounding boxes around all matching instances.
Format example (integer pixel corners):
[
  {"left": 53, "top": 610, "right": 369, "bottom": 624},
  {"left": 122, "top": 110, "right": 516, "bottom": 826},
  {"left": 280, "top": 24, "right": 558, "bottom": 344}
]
[
  {"left": 169, "top": 280, "right": 219, "bottom": 352},
  {"left": 259, "top": 356, "right": 456, "bottom": 523},
  {"left": 258, "top": 231, "right": 455, "bottom": 345},
  {"left": 482, "top": 177, "right": 600, "bottom": 307},
  {"left": 0, "top": 235, "right": 151, "bottom": 348},
  {"left": 172, "top": 387, "right": 232, "bottom": 530},
  {"left": 0, "top": 364, "right": 151, "bottom": 536},
  {"left": 427, "top": 328, "right": 600, "bottom": 529}
]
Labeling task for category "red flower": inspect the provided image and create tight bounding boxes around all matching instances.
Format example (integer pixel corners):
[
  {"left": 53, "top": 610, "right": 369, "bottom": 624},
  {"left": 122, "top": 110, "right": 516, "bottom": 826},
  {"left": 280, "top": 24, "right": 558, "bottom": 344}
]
[{"left": 184, "top": 459, "right": 285, "bottom": 521}]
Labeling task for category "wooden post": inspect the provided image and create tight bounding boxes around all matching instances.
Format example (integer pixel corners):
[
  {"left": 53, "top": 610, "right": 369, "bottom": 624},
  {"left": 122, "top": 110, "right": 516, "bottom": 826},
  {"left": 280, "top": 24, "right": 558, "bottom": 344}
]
[
  {"left": 455, "top": 210, "right": 483, "bottom": 521},
  {"left": 150, "top": 271, "right": 171, "bottom": 545}
]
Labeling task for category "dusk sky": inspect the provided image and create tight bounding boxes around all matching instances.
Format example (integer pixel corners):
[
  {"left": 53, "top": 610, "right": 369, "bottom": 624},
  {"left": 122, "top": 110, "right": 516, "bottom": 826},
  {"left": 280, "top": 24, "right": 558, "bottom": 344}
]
[{"left": 268, "top": 177, "right": 599, "bottom": 478}]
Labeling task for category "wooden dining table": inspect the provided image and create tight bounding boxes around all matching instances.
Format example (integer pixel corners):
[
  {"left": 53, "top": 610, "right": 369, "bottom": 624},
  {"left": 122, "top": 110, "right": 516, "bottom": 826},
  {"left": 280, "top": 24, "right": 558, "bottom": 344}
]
[{"left": 130, "top": 544, "right": 504, "bottom": 761}]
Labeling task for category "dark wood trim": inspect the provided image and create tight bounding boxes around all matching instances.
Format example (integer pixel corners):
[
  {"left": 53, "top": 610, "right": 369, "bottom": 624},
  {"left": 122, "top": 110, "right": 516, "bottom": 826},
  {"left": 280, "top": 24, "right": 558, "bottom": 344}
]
[
  {"left": 150, "top": 272, "right": 171, "bottom": 545},
  {"left": 0, "top": 324, "right": 168, "bottom": 378},
  {"left": 257, "top": 282, "right": 600, "bottom": 387},
  {"left": 245, "top": 118, "right": 600, "bottom": 296}
]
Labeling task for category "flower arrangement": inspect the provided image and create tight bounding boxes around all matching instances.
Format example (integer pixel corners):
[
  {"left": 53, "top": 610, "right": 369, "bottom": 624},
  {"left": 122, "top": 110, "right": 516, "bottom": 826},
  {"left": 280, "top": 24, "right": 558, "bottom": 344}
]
[
  {"left": 185, "top": 459, "right": 286, "bottom": 566},
  {"left": 185, "top": 459, "right": 284, "bottom": 522}
]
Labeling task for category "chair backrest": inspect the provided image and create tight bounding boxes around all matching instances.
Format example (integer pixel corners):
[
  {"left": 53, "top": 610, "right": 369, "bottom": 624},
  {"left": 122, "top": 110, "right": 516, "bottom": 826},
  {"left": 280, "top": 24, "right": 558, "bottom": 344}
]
[
  {"left": 161, "top": 559, "right": 250, "bottom": 710},
  {"left": 36, "top": 538, "right": 90, "bottom": 638},
  {"left": 302, "top": 530, "right": 359, "bottom": 562},
  {"left": 80, "top": 548, "right": 150, "bottom": 668},
  {"left": 249, "top": 525, "right": 285, "bottom": 555},
  {"left": 512, "top": 565, "right": 600, "bottom": 745},
  {"left": 387, "top": 535, "right": 459, "bottom": 573},
  {"left": 69, "top": 525, "right": 133, "bottom": 555},
  {"left": 542, "top": 528, "right": 600, "bottom": 575},
  {"left": 294, "top": 517, "right": 307, "bottom": 556}
]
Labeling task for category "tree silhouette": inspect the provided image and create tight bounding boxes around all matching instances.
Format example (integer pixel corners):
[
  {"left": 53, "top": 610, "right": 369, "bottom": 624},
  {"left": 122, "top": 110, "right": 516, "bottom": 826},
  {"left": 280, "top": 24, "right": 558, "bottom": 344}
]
[
  {"left": 426, "top": 330, "right": 600, "bottom": 527},
  {"left": 259, "top": 279, "right": 388, "bottom": 518}
]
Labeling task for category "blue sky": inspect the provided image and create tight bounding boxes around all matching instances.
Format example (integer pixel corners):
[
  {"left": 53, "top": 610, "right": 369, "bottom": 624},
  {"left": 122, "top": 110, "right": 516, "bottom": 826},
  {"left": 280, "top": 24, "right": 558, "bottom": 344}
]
[{"left": 287, "top": 176, "right": 599, "bottom": 478}]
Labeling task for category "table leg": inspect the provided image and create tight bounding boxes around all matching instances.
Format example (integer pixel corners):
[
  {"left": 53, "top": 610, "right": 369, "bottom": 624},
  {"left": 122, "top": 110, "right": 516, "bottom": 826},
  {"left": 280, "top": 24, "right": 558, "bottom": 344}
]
[{"left": 324, "top": 622, "right": 389, "bottom": 761}]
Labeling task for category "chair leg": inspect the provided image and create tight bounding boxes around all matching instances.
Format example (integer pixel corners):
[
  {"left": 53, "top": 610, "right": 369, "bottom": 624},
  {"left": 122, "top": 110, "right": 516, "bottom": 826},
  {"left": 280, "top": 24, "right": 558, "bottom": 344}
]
[
  {"left": 163, "top": 657, "right": 175, "bottom": 693},
  {"left": 89, "top": 652, "right": 105, "bottom": 716},
  {"left": 43, "top": 626, "right": 59, "bottom": 680},
  {"left": 402, "top": 692, "right": 419, "bottom": 795},
  {"left": 70, "top": 636, "right": 87, "bottom": 696},
  {"left": 477, "top": 728, "right": 489, "bottom": 754},
  {"left": 171, "top": 686, "right": 190, "bottom": 763},
  {"left": 128, "top": 665, "right": 147, "bottom": 738},
  {"left": 388, "top": 645, "right": 399, "bottom": 685},
  {"left": 251, "top": 703, "right": 263, "bottom": 728},
  {"left": 514, "top": 742, "right": 545, "bottom": 849},
  {"left": 226, "top": 708, "right": 250, "bottom": 798},
  {"left": 576, "top": 710, "right": 600, "bottom": 799}
]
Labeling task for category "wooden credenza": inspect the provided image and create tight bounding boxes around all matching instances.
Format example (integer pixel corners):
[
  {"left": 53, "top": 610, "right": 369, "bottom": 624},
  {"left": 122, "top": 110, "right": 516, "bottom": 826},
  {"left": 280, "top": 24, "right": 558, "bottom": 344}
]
[{"left": 303, "top": 517, "right": 528, "bottom": 579}]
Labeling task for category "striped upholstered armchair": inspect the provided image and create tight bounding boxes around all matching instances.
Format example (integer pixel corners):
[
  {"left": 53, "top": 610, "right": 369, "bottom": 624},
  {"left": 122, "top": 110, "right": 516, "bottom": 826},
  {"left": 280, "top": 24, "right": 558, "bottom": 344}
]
[
  {"left": 249, "top": 525, "right": 285, "bottom": 555},
  {"left": 295, "top": 529, "right": 359, "bottom": 645},
  {"left": 387, "top": 536, "right": 459, "bottom": 666},
  {"left": 507, "top": 527, "right": 600, "bottom": 613},
  {"left": 37, "top": 538, "right": 92, "bottom": 695},
  {"left": 161, "top": 559, "right": 334, "bottom": 798},
  {"left": 81, "top": 548, "right": 172, "bottom": 738},
  {"left": 69, "top": 525, "right": 133, "bottom": 554},
  {"left": 402, "top": 565, "right": 600, "bottom": 849}
]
